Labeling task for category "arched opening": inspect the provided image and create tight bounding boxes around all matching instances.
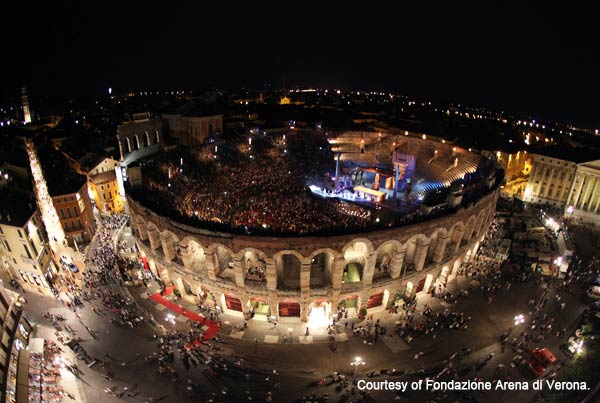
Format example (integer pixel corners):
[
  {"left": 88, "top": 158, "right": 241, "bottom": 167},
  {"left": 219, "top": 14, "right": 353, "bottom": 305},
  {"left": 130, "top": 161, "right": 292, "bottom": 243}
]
[
  {"left": 221, "top": 293, "right": 243, "bottom": 316},
  {"left": 215, "top": 245, "right": 234, "bottom": 282},
  {"left": 307, "top": 299, "right": 331, "bottom": 329},
  {"left": 278, "top": 299, "right": 300, "bottom": 318},
  {"left": 343, "top": 241, "right": 369, "bottom": 284},
  {"left": 374, "top": 242, "right": 396, "bottom": 281},
  {"left": 185, "top": 240, "right": 206, "bottom": 273},
  {"left": 144, "top": 131, "right": 151, "bottom": 146},
  {"left": 248, "top": 297, "right": 270, "bottom": 320},
  {"left": 243, "top": 250, "right": 267, "bottom": 286},
  {"left": 310, "top": 251, "right": 333, "bottom": 288},
  {"left": 126, "top": 137, "right": 132, "bottom": 153},
  {"left": 343, "top": 262, "right": 363, "bottom": 283},
  {"left": 134, "top": 134, "right": 141, "bottom": 149},
  {"left": 276, "top": 252, "right": 301, "bottom": 290},
  {"left": 155, "top": 130, "right": 160, "bottom": 144}
]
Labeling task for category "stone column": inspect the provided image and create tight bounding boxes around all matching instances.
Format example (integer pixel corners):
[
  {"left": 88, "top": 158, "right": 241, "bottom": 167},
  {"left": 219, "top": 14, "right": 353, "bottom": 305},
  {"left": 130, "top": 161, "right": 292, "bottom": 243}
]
[
  {"left": 389, "top": 244, "right": 406, "bottom": 279},
  {"left": 267, "top": 294, "right": 279, "bottom": 320},
  {"left": 331, "top": 258, "right": 345, "bottom": 290},
  {"left": 180, "top": 245, "right": 193, "bottom": 271},
  {"left": 204, "top": 250, "right": 217, "bottom": 281},
  {"left": 300, "top": 299, "right": 309, "bottom": 322},
  {"left": 362, "top": 254, "right": 376, "bottom": 286},
  {"left": 232, "top": 256, "right": 245, "bottom": 288},
  {"left": 160, "top": 233, "right": 176, "bottom": 262},
  {"left": 300, "top": 263, "right": 311, "bottom": 291},
  {"left": 432, "top": 233, "right": 450, "bottom": 263},
  {"left": 463, "top": 222, "right": 475, "bottom": 245},
  {"left": 414, "top": 238, "right": 430, "bottom": 272},
  {"left": 266, "top": 261, "right": 277, "bottom": 291},
  {"left": 147, "top": 228, "right": 160, "bottom": 251},
  {"left": 137, "top": 222, "right": 148, "bottom": 241},
  {"left": 573, "top": 173, "right": 589, "bottom": 210},
  {"left": 451, "top": 227, "right": 465, "bottom": 254}
]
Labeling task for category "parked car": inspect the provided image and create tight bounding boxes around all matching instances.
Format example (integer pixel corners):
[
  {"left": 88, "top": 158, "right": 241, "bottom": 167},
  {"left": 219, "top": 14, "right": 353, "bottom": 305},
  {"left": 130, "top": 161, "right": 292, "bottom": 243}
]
[{"left": 532, "top": 348, "right": 557, "bottom": 367}]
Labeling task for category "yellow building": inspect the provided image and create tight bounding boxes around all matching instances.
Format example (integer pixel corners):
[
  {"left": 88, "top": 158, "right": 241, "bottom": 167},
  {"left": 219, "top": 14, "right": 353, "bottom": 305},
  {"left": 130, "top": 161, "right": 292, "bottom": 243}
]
[
  {"left": 77, "top": 155, "right": 123, "bottom": 214},
  {"left": 523, "top": 154, "right": 577, "bottom": 208}
]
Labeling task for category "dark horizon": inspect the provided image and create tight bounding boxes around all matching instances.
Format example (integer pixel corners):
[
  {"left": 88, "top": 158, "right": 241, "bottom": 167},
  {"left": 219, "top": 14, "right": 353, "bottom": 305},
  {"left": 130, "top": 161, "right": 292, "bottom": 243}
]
[{"left": 3, "top": 1, "right": 599, "bottom": 128}]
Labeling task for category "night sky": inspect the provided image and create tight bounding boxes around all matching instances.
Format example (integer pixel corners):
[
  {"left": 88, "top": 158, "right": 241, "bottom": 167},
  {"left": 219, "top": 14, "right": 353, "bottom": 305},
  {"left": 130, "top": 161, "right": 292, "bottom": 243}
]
[{"left": 3, "top": 2, "right": 599, "bottom": 127}]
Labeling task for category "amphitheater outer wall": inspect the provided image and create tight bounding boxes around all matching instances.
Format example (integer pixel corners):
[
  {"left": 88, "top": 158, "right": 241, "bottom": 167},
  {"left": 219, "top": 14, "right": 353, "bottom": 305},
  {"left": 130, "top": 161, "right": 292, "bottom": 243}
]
[{"left": 126, "top": 189, "right": 499, "bottom": 321}]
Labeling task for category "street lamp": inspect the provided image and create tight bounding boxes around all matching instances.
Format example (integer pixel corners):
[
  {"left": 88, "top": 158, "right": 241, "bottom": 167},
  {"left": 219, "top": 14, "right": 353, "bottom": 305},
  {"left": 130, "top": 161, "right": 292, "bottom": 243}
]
[
  {"left": 351, "top": 356, "right": 365, "bottom": 379},
  {"left": 165, "top": 313, "right": 176, "bottom": 330},
  {"left": 514, "top": 314, "right": 525, "bottom": 326}
]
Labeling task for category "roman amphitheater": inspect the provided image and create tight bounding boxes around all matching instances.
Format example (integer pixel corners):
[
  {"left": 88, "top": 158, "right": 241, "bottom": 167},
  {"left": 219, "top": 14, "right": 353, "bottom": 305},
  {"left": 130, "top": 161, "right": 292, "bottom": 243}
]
[{"left": 126, "top": 130, "right": 500, "bottom": 323}]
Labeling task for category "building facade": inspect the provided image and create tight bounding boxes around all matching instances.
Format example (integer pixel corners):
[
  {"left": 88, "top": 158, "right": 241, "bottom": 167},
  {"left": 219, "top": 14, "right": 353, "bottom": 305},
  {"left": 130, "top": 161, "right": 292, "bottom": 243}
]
[
  {"left": 162, "top": 113, "right": 223, "bottom": 146},
  {"left": 84, "top": 157, "right": 123, "bottom": 214},
  {"left": 523, "top": 153, "right": 577, "bottom": 208},
  {"left": 127, "top": 189, "right": 498, "bottom": 322},
  {"left": 117, "top": 113, "right": 164, "bottom": 164},
  {"left": 0, "top": 284, "right": 32, "bottom": 403},
  {"left": 51, "top": 183, "right": 96, "bottom": 247},
  {"left": 0, "top": 183, "right": 57, "bottom": 295},
  {"left": 565, "top": 160, "right": 600, "bottom": 226}
]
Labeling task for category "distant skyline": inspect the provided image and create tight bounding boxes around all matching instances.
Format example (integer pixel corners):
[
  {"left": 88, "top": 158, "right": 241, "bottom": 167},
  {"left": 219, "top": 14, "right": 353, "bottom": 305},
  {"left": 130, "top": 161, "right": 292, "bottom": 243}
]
[{"left": 3, "top": 1, "right": 599, "bottom": 128}]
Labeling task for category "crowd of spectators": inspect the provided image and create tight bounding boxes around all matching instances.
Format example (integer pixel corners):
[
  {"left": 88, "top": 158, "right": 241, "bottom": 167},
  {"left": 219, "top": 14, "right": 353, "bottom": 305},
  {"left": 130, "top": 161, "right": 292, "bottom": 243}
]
[{"left": 130, "top": 133, "right": 375, "bottom": 235}]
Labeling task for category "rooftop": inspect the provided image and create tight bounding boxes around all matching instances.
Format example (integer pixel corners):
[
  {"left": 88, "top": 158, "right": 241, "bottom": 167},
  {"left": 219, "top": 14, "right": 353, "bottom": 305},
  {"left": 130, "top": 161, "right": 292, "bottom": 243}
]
[
  {"left": 36, "top": 143, "right": 87, "bottom": 196},
  {"left": 0, "top": 180, "right": 37, "bottom": 227}
]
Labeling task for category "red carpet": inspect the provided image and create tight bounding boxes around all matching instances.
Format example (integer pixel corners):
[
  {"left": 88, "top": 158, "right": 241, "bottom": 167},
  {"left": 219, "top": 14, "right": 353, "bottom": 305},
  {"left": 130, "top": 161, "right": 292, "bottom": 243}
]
[{"left": 149, "top": 288, "right": 220, "bottom": 340}]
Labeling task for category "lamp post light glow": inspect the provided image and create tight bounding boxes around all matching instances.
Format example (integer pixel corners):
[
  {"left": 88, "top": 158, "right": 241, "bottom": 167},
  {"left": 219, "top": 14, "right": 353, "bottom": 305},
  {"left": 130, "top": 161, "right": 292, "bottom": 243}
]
[
  {"left": 514, "top": 314, "right": 525, "bottom": 326},
  {"left": 351, "top": 356, "right": 365, "bottom": 379},
  {"left": 165, "top": 313, "right": 176, "bottom": 329}
]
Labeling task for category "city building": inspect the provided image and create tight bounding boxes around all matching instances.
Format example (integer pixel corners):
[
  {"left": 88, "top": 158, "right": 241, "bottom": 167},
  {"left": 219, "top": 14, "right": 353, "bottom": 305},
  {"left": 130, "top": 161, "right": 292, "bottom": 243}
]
[
  {"left": 116, "top": 112, "right": 164, "bottom": 164},
  {"left": 522, "top": 153, "right": 577, "bottom": 208},
  {"left": 76, "top": 155, "right": 123, "bottom": 214},
  {"left": 0, "top": 283, "right": 31, "bottom": 403},
  {"left": 51, "top": 183, "right": 95, "bottom": 248},
  {"left": 0, "top": 175, "right": 57, "bottom": 294},
  {"left": 35, "top": 144, "right": 96, "bottom": 247},
  {"left": 565, "top": 160, "right": 600, "bottom": 226},
  {"left": 162, "top": 111, "right": 223, "bottom": 146}
]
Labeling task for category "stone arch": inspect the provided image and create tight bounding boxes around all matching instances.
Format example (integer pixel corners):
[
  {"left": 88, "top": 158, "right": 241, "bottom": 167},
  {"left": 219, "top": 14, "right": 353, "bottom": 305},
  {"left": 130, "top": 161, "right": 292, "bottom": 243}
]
[
  {"left": 374, "top": 240, "right": 401, "bottom": 280},
  {"left": 308, "top": 248, "right": 338, "bottom": 288},
  {"left": 463, "top": 214, "right": 477, "bottom": 245},
  {"left": 160, "top": 229, "right": 179, "bottom": 262},
  {"left": 273, "top": 250, "right": 304, "bottom": 291},
  {"left": 134, "top": 134, "right": 141, "bottom": 149},
  {"left": 448, "top": 220, "right": 465, "bottom": 255},
  {"left": 404, "top": 233, "right": 429, "bottom": 271},
  {"left": 125, "top": 137, "right": 132, "bottom": 153},
  {"left": 155, "top": 129, "right": 160, "bottom": 144},
  {"left": 341, "top": 238, "right": 374, "bottom": 257},
  {"left": 473, "top": 208, "right": 487, "bottom": 241},
  {"left": 145, "top": 221, "right": 160, "bottom": 250},
  {"left": 426, "top": 227, "right": 449, "bottom": 263},
  {"left": 238, "top": 247, "right": 269, "bottom": 286},
  {"left": 209, "top": 243, "right": 235, "bottom": 281},
  {"left": 144, "top": 131, "right": 151, "bottom": 146},
  {"left": 179, "top": 236, "right": 207, "bottom": 274},
  {"left": 134, "top": 215, "right": 148, "bottom": 240}
]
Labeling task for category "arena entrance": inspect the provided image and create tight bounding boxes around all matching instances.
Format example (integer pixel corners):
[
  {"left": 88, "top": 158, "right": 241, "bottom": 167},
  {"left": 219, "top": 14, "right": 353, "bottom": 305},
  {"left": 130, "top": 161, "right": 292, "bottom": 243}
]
[
  {"left": 248, "top": 297, "right": 270, "bottom": 321},
  {"left": 278, "top": 299, "right": 301, "bottom": 318},
  {"left": 366, "top": 289, "right": 390, "bottom": 311},
  {"left": 307, "top": 300, "right": 331, "bottom": 329},
  {"left": 221, "top": 293, "right": 243, "bottom": 317}
]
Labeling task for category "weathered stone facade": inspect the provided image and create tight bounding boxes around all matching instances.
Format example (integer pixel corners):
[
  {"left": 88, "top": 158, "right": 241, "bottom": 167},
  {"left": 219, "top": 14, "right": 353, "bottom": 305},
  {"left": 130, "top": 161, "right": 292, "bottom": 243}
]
[{"left": 127, "top": 188, "right": 499, "bottom": 321}]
